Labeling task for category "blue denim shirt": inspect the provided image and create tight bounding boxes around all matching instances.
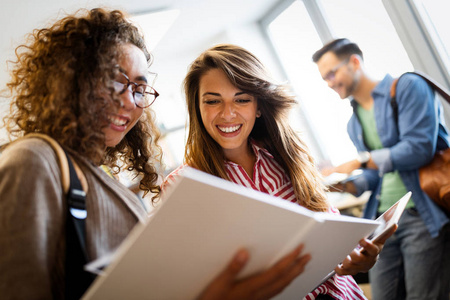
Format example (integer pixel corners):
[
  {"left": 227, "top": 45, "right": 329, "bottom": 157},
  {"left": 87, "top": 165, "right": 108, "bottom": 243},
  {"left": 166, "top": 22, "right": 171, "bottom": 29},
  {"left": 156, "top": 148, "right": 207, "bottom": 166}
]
[{"left": 347, "top": 73, "right": 449, "bottom": 238}]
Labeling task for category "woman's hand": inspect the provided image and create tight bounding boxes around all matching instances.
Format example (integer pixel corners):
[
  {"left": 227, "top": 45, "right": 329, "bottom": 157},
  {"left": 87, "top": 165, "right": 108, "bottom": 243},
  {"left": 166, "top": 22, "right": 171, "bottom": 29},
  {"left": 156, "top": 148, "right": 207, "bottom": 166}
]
[
  {"left": 199, "top": 244, "right": 311, "bottom": 300},
  {"left": 334, "top": 224, "right": 397, "bottom": 275}
]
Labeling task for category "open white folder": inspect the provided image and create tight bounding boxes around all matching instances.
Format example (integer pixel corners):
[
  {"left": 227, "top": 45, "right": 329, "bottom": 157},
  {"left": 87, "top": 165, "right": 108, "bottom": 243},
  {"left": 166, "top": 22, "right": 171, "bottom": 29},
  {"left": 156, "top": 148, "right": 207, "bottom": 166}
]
[{"left": 83, "top": 167, "right": 381, "bottom": 300}]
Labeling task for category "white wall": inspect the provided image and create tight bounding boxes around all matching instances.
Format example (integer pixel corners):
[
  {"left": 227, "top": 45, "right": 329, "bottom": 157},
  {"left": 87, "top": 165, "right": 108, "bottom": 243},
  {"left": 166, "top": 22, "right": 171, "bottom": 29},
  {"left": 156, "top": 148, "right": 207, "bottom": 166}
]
[{"left": 0, "top": 0, "right": 281, "bottom": 147}]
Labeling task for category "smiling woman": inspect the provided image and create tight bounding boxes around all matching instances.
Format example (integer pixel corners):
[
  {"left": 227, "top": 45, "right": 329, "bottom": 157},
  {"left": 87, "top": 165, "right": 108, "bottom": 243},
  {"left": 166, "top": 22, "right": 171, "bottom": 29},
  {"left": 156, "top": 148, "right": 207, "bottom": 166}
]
[
  {"left": 103, "top": 44, "right": 147, "bottom": 147},
  {"left": 163, "top": 44, "right": 392, "bottom": 299},
  {"left": 0, "top": 8, "right": 162, "bottom": 299},
  {"left": 199, "top": 68, "right": 259, "bottom": 175},
  {"left": 176, "top": 44, "right": 329, "bottom": 212}
]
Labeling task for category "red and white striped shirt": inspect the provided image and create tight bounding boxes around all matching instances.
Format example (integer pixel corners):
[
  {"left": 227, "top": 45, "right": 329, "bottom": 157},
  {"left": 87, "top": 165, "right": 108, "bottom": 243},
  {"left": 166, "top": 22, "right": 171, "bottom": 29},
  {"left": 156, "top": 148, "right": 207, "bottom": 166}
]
[{"left": 163, "top": 143, "right": 367, "bottom": 300}]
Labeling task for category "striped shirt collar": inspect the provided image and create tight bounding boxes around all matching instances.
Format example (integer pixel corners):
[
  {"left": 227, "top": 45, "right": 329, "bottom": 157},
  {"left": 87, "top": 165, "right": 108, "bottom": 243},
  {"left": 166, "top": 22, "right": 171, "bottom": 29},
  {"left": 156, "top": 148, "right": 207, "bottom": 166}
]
[
  {"left": 223, "top": 140, "right": 295, "bottom": 203},
  {"left": 224, "top": 140, "right": 273, "bottom": 167}
]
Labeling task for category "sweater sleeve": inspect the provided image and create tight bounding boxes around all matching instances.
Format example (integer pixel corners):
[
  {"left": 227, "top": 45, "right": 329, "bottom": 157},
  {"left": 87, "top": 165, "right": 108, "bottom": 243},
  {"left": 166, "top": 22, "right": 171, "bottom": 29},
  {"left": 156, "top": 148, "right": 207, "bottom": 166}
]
[{"left": 0, "top": 139, "right": 66, "bottom": 299}]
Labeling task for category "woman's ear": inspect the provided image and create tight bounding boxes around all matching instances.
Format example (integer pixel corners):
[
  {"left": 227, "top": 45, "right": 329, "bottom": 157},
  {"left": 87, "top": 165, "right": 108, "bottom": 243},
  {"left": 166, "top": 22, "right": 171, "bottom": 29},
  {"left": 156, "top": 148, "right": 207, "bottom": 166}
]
[{"left": 256, "top": 110, "right": 261, "bottom": 118}]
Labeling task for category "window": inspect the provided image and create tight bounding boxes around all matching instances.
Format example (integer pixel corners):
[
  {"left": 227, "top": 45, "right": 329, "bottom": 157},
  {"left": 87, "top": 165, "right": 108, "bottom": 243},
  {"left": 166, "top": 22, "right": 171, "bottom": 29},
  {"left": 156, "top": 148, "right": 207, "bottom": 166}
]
[
  {"left": 411, "top": 0, "right": 450, "bottom": 72},
  {"left": 267, "top": 0, "right": 351, "bottom": 165},
  {"left": 320, "top": 0, "right": 413, "bottom": 79},
  {"left": 265, "top": 0, "right": 413, "bottom": 166}
]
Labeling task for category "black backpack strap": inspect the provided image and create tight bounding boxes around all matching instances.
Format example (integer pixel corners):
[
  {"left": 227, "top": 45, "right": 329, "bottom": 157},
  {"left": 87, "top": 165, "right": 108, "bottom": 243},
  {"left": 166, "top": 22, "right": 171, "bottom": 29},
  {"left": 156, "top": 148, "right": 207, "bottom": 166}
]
[
  {"left": 66, "top": 152, "right": 88, "bottom": 257},
  {"left": 64, "top": 151, "right": 95, "bottom": 300},
  {"left": 19, "top": 133, "right": 96, "bottom": 299}
]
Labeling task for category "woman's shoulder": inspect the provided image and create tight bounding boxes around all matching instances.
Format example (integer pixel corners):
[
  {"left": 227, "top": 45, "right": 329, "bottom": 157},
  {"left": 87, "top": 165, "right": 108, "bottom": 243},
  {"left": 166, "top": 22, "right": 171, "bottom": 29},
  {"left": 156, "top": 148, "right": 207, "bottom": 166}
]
[
  {"left": 1, "top": 137, "right": 59, "bottom": 168},
  {"left": 0, "top": 138, "right": 64, "bottom": 197},
  {"left": 0, "top": 137, "right": 64, "bottom": 209}
]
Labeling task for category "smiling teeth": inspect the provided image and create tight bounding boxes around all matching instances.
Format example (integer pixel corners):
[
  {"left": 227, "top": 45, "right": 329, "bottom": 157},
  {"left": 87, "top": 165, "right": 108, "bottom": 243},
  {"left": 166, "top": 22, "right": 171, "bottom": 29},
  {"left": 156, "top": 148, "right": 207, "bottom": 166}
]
[
  {"left": 218, "top": 125, "right": 241, "bottom": 133},
  {"left": 108, "top": 115, "right": 127, "bottom": 126}
]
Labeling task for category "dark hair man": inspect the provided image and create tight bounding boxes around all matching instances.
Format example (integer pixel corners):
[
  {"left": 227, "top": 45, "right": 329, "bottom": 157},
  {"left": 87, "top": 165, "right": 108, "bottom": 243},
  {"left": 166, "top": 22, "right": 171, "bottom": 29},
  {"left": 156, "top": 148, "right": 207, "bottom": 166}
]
[{"left": 313, "top": 38, "right": 450, "bottom": 300}]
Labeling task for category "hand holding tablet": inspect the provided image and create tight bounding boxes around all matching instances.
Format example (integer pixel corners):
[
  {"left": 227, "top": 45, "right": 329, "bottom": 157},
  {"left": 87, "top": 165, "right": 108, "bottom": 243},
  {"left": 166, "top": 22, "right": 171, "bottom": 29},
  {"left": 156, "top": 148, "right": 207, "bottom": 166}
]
[
  {"left": 366, "top": 191, "right": 411, "bottom": 243},
  {"left": 323, "top": 192, "right": 412, "bottom": 280}
]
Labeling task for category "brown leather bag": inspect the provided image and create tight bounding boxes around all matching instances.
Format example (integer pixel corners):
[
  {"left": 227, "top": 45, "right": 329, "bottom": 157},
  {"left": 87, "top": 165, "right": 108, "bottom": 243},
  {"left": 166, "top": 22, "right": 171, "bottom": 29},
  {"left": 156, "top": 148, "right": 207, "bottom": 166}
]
[
  {"left": 418, "top": 148, "right": 450, "bottom": 212},
  {"left": 390, "top": 71, "right": 450, "bottom": 212}
]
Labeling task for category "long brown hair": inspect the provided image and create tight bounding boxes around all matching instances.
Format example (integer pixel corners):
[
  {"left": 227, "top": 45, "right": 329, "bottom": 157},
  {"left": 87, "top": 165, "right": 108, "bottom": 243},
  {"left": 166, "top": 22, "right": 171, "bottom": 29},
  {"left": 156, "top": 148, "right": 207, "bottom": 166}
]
[
  {"left": 183, "top": 44, "right": 328, "bottom": 212},
  {"left": 4, "top": 8, "right": 162, "bottom": 199}
]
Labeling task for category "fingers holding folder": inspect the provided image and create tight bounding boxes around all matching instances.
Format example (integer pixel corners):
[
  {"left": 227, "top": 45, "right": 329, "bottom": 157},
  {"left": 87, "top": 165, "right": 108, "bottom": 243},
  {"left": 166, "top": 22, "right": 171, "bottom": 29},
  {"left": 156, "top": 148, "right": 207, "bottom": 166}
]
[{"left": 199, "top": 244, "right": 311, "bottom": 300}]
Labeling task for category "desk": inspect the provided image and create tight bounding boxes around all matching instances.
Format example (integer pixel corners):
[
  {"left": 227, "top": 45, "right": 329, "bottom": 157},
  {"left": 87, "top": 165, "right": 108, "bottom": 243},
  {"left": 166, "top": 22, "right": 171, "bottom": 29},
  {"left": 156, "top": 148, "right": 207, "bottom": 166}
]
[{"left": 327, "top": 191, "right": 371, "bottom": 217}]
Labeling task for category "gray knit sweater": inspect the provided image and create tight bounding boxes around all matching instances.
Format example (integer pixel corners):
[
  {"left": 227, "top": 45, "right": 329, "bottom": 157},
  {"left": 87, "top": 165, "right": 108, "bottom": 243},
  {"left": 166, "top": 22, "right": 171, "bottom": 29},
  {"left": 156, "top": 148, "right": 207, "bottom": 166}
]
[{"left": 0, "top": 138, "right": 148, "bottom": 299}]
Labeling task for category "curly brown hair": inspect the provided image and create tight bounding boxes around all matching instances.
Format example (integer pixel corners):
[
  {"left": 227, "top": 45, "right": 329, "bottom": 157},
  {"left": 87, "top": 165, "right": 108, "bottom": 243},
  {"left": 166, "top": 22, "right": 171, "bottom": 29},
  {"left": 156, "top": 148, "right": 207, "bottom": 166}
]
[
  {"left": 4, "top": 8, "right": 162, "bottom": 199},
  {"left": 184, "top": 44, "right": 328, "bottom": 212}
]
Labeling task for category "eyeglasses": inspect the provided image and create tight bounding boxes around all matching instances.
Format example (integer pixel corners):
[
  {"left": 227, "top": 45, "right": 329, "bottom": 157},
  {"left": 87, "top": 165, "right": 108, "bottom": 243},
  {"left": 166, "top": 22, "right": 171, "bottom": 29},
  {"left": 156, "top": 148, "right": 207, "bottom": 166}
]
[
  {"left": 113, "top": 72, "right": 159, "bottom": 108},
  {"left": 323, "top": 58, "right": 350, "bottom": 82}
]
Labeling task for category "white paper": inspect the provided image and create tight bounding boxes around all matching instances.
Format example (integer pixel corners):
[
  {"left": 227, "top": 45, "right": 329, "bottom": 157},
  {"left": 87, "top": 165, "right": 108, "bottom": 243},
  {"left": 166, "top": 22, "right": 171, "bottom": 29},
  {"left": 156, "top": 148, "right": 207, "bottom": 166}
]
[{"left": 83, "top": 167, "right": 379, "bottom": 300}]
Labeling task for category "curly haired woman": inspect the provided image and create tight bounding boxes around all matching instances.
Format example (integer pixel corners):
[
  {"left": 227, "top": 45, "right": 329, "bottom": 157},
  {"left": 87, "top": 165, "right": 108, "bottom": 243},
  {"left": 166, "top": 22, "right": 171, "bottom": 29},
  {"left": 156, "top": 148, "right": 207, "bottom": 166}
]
[
  {"left": 0, "top": 9, "right": 313, "bottom": 300},
  {"left": 0, "top": 8, "right": 162, "bottom": 299}
]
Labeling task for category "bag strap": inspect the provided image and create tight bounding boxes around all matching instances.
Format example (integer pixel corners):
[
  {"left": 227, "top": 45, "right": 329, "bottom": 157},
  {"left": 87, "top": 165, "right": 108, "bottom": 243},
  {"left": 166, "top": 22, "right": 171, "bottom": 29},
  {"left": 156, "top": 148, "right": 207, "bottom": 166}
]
[
  {"left": 65, "top": 149, "right": 89, "bottom": 259},
  {"left": 21, "top": 133, "right": 94, "bottom": 298},
  {"left": 24, "top": 133, "right": 71, "bottom": 192},
  {"left": 390, "top": 71, "right": 450, "bottom": 124},
  {"left": 411, "top": 71, "right": 450, "bottom": 104},
  {"left": 64, "top": 150, "right": 95, "bottom": 299}
]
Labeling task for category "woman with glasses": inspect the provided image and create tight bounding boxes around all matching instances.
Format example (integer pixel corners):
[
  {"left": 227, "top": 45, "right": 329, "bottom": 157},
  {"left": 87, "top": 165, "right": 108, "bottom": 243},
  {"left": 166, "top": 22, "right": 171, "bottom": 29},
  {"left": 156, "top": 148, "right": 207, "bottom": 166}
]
[
  {"left": 0, "top": 9, "right": 312, "bottom": 300},
  {"left": 164, "top": 44, "right": 393, "bottom": 299},
  {"left": 0, "top": 8, "right": 161, "bottom": 299}
]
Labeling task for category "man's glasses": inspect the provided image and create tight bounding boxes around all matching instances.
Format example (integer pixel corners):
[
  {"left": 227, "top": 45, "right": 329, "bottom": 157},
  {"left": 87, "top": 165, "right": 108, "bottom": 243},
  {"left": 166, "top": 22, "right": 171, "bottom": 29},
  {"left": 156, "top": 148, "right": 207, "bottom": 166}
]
[
  {"left": 113, "top": 72, "right": 159, "bottom": 108},
  {"left": 323, "top": 58, "right": 350, "bottom": 82}
]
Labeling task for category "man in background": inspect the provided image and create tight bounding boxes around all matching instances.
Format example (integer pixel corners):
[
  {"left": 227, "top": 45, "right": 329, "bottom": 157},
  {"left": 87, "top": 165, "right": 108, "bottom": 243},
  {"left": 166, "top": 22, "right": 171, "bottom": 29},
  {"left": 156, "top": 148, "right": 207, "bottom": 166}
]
[{"left": 312, "top": 38, "right": 449, "bottom": 300}]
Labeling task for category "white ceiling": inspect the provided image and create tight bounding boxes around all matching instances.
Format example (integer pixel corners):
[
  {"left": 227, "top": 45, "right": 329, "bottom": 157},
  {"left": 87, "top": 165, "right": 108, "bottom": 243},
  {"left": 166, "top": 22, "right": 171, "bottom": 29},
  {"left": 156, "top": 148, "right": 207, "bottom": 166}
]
[
  {"left": 0, "top": 0, "right": 281, "bottom": 80},
  {"left": 0, "top": 0, "right": 283, "bottom": 144}
]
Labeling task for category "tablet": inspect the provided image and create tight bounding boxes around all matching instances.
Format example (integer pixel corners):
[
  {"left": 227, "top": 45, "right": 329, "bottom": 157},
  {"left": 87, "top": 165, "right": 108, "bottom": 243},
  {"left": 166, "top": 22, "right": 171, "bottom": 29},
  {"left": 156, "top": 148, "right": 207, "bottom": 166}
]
[
  {"left": 367, "top": 191, "right": 411, "bottom": 243},
  {"left": 316, "top": 191, "right": 411, "bottom": 287}
]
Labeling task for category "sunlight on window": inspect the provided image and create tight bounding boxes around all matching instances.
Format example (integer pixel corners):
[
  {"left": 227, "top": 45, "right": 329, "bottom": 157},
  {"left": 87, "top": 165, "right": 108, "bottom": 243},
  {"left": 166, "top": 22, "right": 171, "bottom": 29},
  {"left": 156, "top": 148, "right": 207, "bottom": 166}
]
[
  {"left": 412, "top": 0, "right": 450, "bottom": 71},
  {"left": 320, "top": 0, "right": 413, "bottom": 79},
  {"left": 268, "top": 1, "right": 356, "bottom": 166}
]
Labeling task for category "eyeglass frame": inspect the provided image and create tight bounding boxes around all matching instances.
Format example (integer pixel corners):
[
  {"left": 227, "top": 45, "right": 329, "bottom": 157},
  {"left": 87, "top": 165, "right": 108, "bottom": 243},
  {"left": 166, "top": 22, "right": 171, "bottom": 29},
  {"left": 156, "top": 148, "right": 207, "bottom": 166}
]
[
  {"left": 114, "top": 71, "right": 159, "bottom": 108},
  {"left": 323, "top": 57, "right": 351, "bottom": 82}
]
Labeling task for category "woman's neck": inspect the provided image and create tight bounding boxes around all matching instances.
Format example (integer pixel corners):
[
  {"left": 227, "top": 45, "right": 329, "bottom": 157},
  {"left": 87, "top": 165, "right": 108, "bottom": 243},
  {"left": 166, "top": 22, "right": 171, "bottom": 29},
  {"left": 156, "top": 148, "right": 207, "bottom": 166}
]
[
  {"left": 224, "top": 142, "right": 256, "bottom": 179},
  {"left": 352, "top": 75, "right": 379, "bottom": 110}
]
